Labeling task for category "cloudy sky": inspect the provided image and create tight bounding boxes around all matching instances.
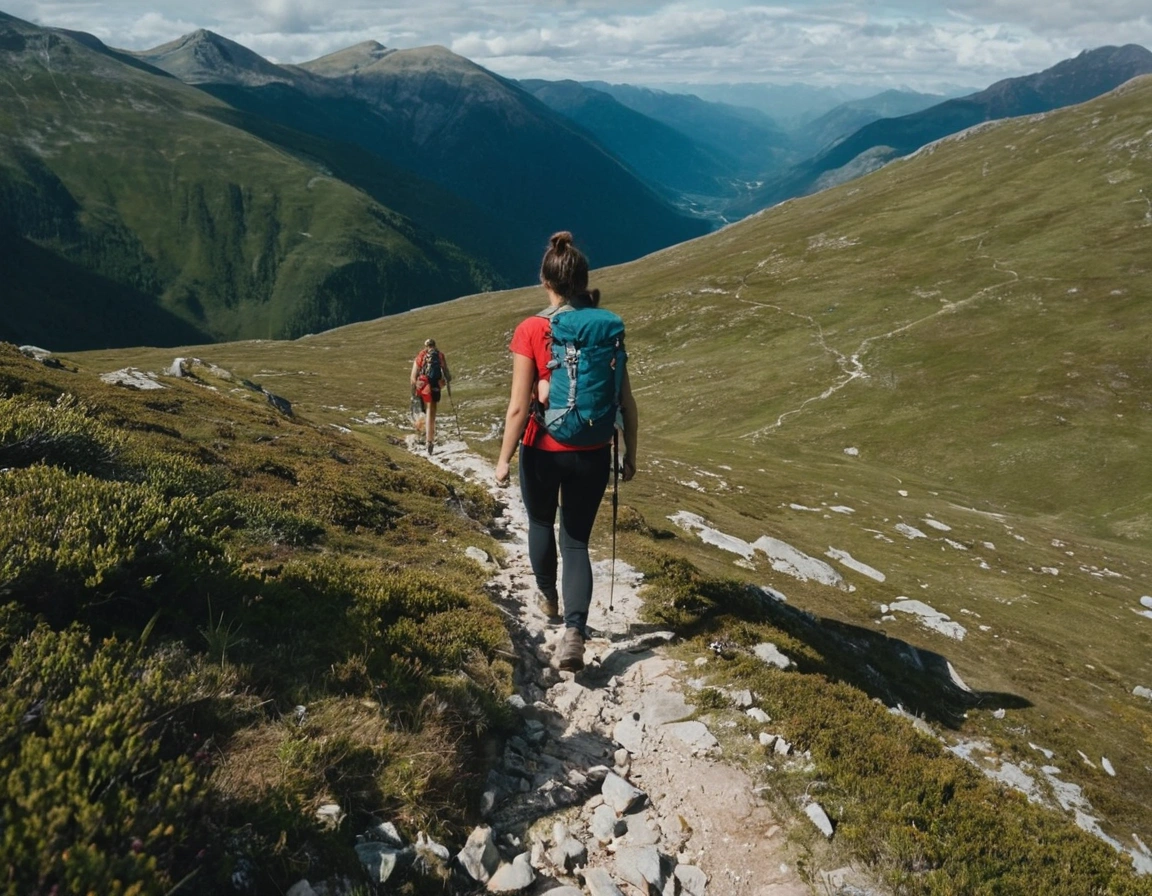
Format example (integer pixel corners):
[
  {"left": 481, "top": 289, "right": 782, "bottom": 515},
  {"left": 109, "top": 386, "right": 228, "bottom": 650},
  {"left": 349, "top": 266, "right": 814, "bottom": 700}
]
[{"left": 8, "top": 0, "right": 1152, "bottom": 93}]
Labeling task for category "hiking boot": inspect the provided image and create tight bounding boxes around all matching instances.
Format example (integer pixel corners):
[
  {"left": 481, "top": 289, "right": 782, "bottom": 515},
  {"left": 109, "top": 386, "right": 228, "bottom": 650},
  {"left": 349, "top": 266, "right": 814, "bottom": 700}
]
[
  {"left": 538, "top": 587, "right": 561, "bottom": 623},
  {"left": 427, "top": 441, "right": 434, "bottom": 455},
  {"left": 556, "top": 627, "right": 585, "bottom": 672}
]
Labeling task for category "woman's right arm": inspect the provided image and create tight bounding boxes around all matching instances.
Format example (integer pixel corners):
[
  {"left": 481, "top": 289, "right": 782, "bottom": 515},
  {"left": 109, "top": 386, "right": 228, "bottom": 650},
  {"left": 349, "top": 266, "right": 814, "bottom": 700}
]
[{"left": 496, "top": 352, "right": 536, "bottom": 486}]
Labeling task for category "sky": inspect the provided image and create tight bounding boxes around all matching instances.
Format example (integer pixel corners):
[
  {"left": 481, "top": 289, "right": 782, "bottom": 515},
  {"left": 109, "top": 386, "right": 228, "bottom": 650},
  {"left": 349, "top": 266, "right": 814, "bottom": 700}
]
[{"left": 7, "top": 0, "right": 1152, "bottom": 94}]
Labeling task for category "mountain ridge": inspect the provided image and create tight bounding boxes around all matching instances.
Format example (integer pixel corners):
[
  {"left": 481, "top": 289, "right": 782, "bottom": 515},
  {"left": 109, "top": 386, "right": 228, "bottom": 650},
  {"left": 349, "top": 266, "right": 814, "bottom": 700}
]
[
  {"left": 135, "top": 32, "right": 710, "bottom": 282},
  {"left": 732, "top": 42, "right": 1152, "bottom": 213},
  {"left": 0, "top": 13, "right": 500, "bottom": 349}
]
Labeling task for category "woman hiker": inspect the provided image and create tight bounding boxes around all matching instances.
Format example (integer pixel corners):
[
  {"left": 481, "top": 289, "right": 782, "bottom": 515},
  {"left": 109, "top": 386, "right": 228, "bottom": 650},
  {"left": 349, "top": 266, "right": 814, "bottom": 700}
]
[
  {"left": 411, "top": 338, "right": 451, "bottom": 454},
  {"left": 495, "top": 231, "right": 638, "bottom": 672}
]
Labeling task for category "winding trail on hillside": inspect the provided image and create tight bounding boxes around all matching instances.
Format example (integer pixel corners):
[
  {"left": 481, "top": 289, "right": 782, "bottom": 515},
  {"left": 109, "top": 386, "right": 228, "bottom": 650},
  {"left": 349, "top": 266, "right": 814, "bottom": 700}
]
[
  {"left": 407, "top": 434, "right": 882, "bottom": 896},
  {"left": 729, "top": 250, "right": 1020, "bottom": 439}
]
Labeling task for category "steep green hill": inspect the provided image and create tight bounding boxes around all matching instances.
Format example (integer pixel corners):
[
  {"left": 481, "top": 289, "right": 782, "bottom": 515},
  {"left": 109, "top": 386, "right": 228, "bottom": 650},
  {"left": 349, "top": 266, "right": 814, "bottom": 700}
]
[
  {"left": 0, "top": 13, "right": 497, "bottom": 350},
  {"left": 79, "top": 73, "right": 1152, "bottom": 873},
  {"left": 133, "top": 32, "right": 710, "bottom": 284}
]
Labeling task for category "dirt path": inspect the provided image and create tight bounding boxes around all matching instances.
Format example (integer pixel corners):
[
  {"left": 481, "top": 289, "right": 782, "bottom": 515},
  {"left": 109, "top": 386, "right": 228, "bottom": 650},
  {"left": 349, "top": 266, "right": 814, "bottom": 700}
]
[{"left": 412, "top": 436, "right": 880, "bottom": 896}]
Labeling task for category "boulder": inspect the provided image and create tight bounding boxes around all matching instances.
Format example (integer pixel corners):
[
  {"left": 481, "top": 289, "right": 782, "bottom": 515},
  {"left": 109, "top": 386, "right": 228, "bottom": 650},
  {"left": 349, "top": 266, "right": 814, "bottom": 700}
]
[
  {"left": 601, "top": 772, "right": 647, "bottom": 814},
  {"left": 457, "top": 825, "right": 501, "bottom": 883},
  {"left": 487, "top": 853, "right": 535, "bottom": 893}
]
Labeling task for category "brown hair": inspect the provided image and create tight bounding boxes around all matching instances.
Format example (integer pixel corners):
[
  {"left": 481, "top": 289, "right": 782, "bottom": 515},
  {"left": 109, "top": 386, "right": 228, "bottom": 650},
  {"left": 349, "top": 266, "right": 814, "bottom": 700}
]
[{"left": 539, "top": 231, "right": 589, "bottom": 300}]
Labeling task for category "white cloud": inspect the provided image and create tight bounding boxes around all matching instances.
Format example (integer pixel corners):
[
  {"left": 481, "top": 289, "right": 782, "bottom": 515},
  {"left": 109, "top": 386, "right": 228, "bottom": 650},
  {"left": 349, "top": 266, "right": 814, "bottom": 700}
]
[{"left": 6, "top": 0, "right": 1151, "bottom": 91}]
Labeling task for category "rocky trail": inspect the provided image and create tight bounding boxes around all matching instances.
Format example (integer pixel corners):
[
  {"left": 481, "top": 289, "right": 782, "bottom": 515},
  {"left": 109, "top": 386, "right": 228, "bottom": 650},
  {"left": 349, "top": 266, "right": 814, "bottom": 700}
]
[{"left": 394, "top": 435, "right": 883, "bottom": 896}]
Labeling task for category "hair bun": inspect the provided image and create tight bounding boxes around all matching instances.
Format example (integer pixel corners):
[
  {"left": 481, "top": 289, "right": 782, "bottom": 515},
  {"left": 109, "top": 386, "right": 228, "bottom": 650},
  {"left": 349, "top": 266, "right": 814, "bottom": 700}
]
[{"left": 549, "top": 231, "right": 573, "bottom": 252}]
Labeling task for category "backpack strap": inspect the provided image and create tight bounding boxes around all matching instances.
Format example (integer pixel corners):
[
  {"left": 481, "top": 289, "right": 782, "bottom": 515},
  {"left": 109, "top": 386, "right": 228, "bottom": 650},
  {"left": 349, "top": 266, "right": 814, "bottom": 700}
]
[{"left": 537, "top": 303, "right": 573, "bottom": 320}]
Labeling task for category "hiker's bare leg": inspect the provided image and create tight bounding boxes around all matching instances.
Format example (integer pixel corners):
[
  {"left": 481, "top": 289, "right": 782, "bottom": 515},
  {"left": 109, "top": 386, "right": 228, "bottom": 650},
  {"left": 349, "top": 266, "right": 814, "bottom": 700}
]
[{"left": 426, "top": 402, "right": 437, "bottom": 444}]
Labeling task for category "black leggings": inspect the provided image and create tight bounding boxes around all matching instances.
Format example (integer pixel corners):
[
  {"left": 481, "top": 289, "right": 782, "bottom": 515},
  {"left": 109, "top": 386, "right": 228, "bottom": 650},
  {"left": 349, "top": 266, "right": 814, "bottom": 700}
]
[{"left": 518, "top": 442, "right": 611, "bottom": 634}]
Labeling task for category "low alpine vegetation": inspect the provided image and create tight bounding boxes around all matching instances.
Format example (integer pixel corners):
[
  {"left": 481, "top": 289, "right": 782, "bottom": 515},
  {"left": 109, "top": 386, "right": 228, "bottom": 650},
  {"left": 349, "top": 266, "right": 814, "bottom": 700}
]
[{"left": 0, "top": 344, "right": 513, "bottom": 895}]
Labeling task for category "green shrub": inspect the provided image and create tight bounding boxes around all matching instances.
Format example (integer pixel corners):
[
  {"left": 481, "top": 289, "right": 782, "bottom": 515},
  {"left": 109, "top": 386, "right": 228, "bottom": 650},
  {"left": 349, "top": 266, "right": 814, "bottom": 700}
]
[
  {"left": 120, "top": 443, "right": 230, "bottom": 499},
  {"left": 0, "top": 464, "right": 234, "bottom": 627},
  {"left": 290, "top": 464, "right": 401, "bottom": 532},
  {"left": 207, "top": 493, "right": 325, "bottom": 546},
  {"left": 0, "top": 625, "right": 214, "bottom": 896},
  {"left": 0, "top": 394, "right": 123, "bottom": 476}
]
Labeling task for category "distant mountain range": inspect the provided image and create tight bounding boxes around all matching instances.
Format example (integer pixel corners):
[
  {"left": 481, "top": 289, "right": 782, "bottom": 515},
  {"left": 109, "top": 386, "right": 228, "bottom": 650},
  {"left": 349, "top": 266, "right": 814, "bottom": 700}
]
[
  {"left": 0, "top": 15, "right": 705, "bottom": 349},
  {"left": 130, "top": 32, "right": 708, "bottom": 283},
  {"left": 2, "top": 6, "right": 1150, "bottom": 351},
  {"left": 729, "top": 43, "right": 1152, "bottom": 215}
]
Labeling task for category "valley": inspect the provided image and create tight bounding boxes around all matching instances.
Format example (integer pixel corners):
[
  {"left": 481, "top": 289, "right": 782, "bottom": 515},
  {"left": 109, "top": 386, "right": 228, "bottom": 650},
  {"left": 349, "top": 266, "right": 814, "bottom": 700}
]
[{"left": 3, "top": 7, "right": 1152, "bottom": 892}]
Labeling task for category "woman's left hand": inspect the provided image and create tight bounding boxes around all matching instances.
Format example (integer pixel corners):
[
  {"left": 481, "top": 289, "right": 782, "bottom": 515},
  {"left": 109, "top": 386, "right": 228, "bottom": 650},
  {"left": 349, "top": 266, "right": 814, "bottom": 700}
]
[{"left": 495, "top": 458, "right": 511, "bottom": 487}]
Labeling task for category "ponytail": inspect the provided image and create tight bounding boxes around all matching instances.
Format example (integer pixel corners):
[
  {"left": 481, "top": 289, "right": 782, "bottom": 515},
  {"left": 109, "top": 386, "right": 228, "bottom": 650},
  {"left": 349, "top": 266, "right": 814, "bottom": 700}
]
[{"left": 540, "top": 230, "right": 590, "bottom": 300}]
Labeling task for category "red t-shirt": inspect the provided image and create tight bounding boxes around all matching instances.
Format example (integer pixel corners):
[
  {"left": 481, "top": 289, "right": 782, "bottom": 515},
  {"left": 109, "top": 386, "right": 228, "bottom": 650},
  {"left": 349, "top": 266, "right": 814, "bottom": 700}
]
[{"left": 510, "top": 313, "right": 606, "bottom": 452}]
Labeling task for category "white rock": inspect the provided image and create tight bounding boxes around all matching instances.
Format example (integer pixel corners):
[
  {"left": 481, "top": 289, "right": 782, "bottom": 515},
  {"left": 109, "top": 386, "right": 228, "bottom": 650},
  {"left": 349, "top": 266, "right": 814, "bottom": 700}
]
[
  {"left": 487, "top": 853, "right": 536, "bottom": 893},
  {"left": 746, "top": 707, "right": 771, "bottom": 723},
  {"left": 591, "top": 803, "right": 623, "bottom": 843},
  {"left": 639, "top": 689, "right": 695, "bottom": 725},
  {"left": 354, "top": 843, "right": 401, "bottom": 884},
  {"left": 547, "top": 834, "right": 587, "bottom": 872},
  {"left": 844, "top": 447, "right": 859, "bottom": 456},
  {"left": 370, "top": 821, "right": 403, "bottom": 846},
  {"left": 1141, "top": 596, "right": 1152, "bottom": 610},
  {"left": 613, "top": 714, "right": 646, "bottom": 756},
  {"left": 731, "top": 689, "right": 754, "bottom": 708},
  {"left": 759, "top": 732, "right": 777, "bottom": 749},
  {"left": 1102, "top": 757, "right": 1116, "bottom": 777},
  {"left": 663, "top": 720, "right": 719, "bottom": 753},
  {"left": 805, "top": 802, "right": 834, "bottom": 839},
  {"left": 1134, "top": 686, "right": 1152, "bottom": 701},
  {"left": 457, "top": 826, "right": 500, "bottom": 883},
  {"left": 774, "top": 737, "right": 792, "bottom": 756},
  {"left": 602, "top": 772, "right": 647, "bottom": 814},
  {"left": 315, "top": 803, "right": 343, "bottom": 829},
  {"left": 286, "top": 882, "right": 317, "bottom": 896},
  {"left": 675, "top": 864, "right": 708, "bottom": 896},
  {"left": 621, "top": 813, "right": 661, "bottom": 847},
  {"left": 888, "top": 598, "right": 967, "bottom": 640},
  {"left": 100, "top": 367, "right": 165, "bottom": 390},
  {"left": 466, "top": 546, "right": 492, "bottom": 565},
  {"left": 614, "top": 845, "right": 664, "bottom": 893},
  {"left": 753, "top": 642, "right": 793, "bottom": 669},
  {"left": 584, "top": 867, "right": 625, "bottom": 896}
]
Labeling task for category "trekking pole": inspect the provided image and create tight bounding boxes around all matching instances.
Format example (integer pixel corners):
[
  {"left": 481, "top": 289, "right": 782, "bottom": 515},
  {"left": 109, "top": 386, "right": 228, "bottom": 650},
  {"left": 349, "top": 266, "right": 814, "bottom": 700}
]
[
  {"left": 446, "top": 382, "right": 462, "bottom": 439},
  {"left": 609, "top": 428, "right": 619, "bottom": 613}
]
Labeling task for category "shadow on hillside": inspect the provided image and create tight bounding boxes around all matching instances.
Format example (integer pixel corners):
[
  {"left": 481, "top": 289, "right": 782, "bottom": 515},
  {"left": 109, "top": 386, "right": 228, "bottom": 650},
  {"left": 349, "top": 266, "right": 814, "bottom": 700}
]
[{"left": 692, "top": 584, "right": 1031, "bottom": 729}]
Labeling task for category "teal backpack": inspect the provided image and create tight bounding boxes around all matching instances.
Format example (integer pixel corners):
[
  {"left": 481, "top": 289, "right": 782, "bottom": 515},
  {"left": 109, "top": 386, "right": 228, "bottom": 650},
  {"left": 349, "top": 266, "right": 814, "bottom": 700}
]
[{"left": 537, "top": 302, "right": 627, "bottom": 447}]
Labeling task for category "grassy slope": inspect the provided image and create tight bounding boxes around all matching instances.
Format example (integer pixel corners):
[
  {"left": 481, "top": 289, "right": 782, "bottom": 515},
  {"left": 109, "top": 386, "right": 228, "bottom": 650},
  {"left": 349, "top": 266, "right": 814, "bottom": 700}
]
[
  {"left": 74, "top": 77, "right": 1152, "bottom": 880},
  {"left": 0, "top": 19, "right": 496, "bottom": 348},
  {"left": 0, "top": 341, "right": 516, "bottom": 894}
]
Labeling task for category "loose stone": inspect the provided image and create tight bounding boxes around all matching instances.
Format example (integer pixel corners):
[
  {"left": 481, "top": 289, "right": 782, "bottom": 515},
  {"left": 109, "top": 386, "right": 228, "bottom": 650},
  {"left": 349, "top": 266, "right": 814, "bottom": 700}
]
[
  {"left": 457, "top": 825, "right": 501, "bottom": 883},
  {"left": 614, "top": 844, "right": 665, "bottom": 893},
  {"left": 601, "top": 772, "right": 648, "bottom": 814},
  {"left": 487, "top": 853, "right": 536, "bottom": 893}
]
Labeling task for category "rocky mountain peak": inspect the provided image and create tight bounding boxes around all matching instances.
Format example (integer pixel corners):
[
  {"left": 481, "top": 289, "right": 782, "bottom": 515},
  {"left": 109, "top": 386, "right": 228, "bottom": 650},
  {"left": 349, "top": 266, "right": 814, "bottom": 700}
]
[
  {"left": 134, "top": 27, "right": 291, "bottom": 86},
  {"left": 296, "top": 39, "right": 396, "bottom": 77}
]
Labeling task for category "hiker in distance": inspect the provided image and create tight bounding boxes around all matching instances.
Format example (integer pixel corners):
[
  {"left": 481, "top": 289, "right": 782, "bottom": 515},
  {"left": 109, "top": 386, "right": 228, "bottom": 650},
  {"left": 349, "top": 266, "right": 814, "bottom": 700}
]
[
  {"left": 495, "top": 231, "right": 638, "bottom": 673},
  {"left": 411, "top": 338, "right": 451, "bottom": 455}
]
